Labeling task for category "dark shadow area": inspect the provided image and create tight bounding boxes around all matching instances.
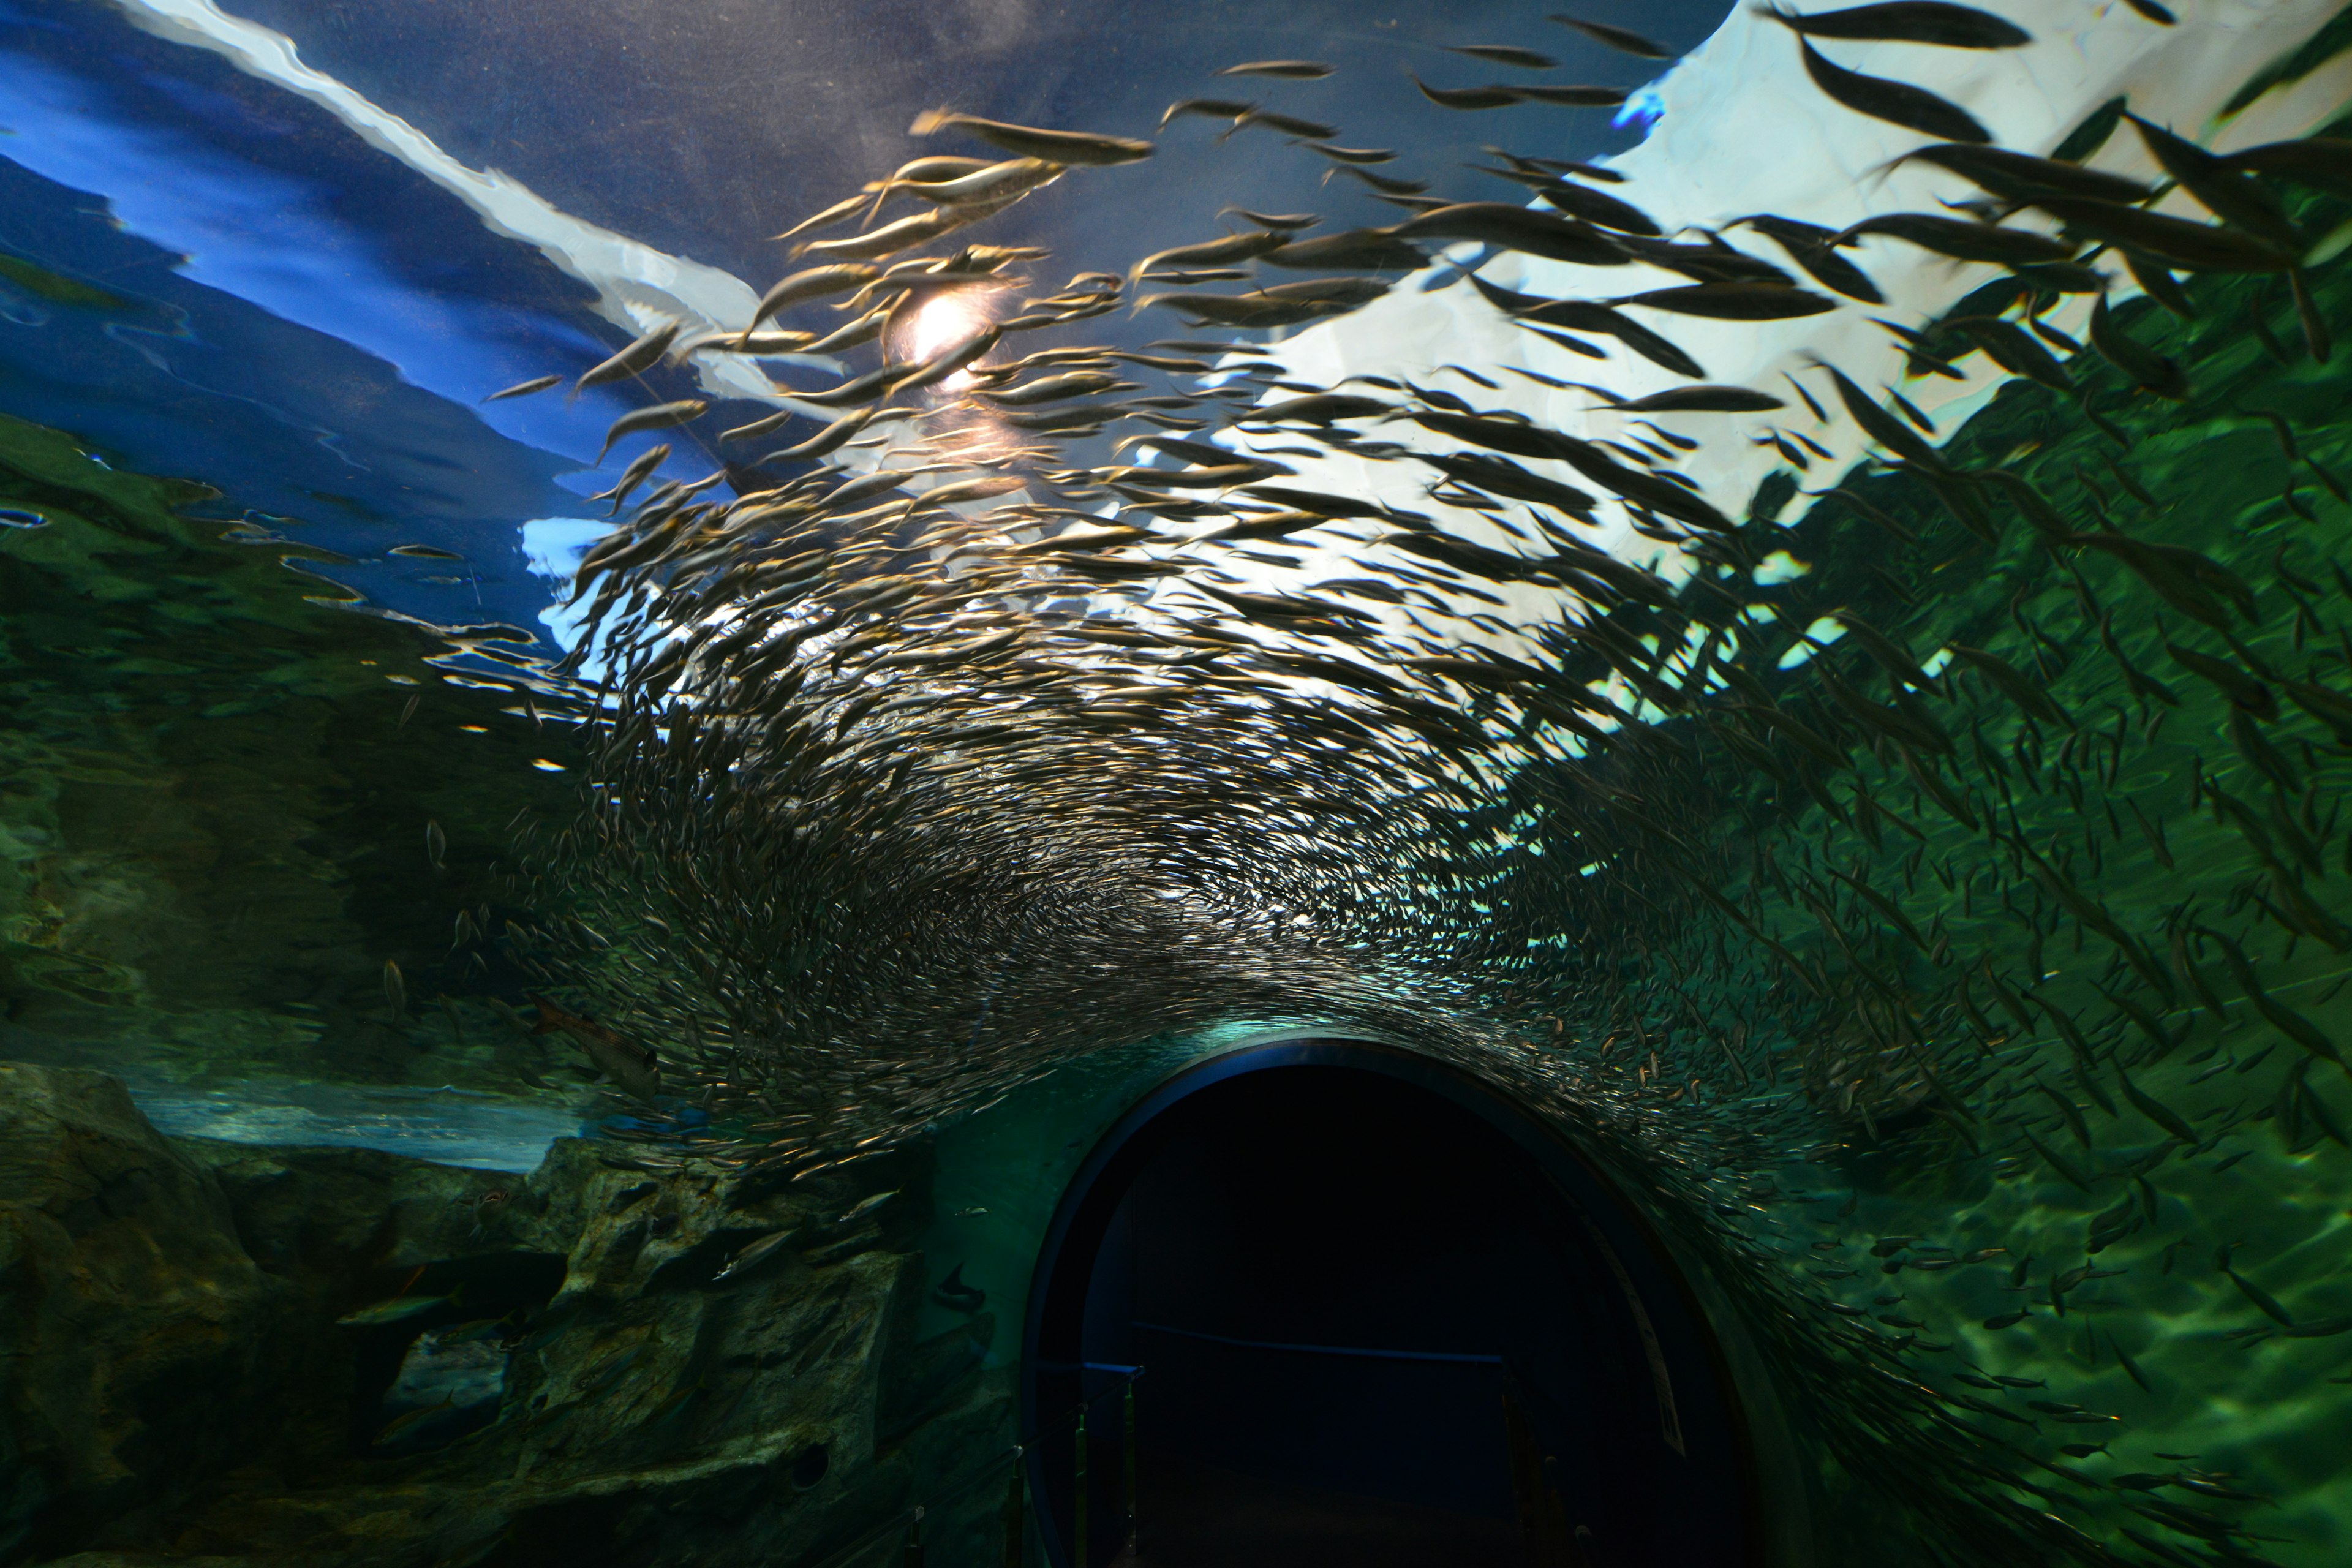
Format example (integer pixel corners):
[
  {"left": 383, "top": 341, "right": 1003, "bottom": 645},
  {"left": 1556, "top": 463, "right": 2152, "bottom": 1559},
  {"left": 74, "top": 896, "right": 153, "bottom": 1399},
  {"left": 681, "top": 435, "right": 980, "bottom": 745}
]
[{"left": 1027, "top": 1049, "right": 1758, "bottom": 1568}]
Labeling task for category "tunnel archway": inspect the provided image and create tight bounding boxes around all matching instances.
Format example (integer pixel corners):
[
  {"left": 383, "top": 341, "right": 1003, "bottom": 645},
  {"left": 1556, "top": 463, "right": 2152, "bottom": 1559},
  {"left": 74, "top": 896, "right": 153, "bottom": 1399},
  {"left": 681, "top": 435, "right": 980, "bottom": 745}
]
[{"left": 1021, "top": 1036, "right": 1777, "bottom": 1568}]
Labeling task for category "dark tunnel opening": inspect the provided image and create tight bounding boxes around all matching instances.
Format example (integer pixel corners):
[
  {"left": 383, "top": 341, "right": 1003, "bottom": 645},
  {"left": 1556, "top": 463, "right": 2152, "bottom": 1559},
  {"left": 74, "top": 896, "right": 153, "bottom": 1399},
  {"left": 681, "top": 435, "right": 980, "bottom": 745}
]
[{"left": 1023, "top": 1040, "right": 1767, "bottom": 1568}]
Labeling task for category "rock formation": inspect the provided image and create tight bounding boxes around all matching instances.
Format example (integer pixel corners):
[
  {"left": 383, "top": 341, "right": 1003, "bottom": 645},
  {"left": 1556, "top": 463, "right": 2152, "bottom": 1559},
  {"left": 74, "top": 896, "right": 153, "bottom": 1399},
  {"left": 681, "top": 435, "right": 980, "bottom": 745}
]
[{"left": 0, "top": 1062, "right": 1009, "bottom": 1568}]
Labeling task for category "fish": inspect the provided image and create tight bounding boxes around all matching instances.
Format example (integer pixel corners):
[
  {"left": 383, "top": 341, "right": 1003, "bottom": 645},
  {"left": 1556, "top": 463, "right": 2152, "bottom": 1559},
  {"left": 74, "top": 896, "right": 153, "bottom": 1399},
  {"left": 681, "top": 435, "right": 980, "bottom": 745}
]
[
  {"left": 575, "top": 320, "right": 682, "bottom": 394},
  {"left": 770, "top": 192, "right": 874, "bottom": 241},
  {"left": 338, "top": 1284, "right": 462, "bottom": 1327},
  {"left": 1389, "top": 203, "right": 1627, "bottom": 266},
  {"left": 1591, "top": 384, "right": 1787, "bottom": 413},
  {"left": 383, "top": 960, "right": 407, "bottom": 1023},
  {"left": 1608, "top": 283, "right": 1838, "bottom": 320},
  {"left": 2087, "top": 297, "right": 2190, "bottom": 399},
  {"left": 2024, "top": 197, "right": 2292, "bottom": 274},
  {"left": 1763, "top": 4, "right": 2030, "bottom": 50},
  {"left": 1226, "top": 110, "right": 1338, "bottom": 140},
  {"left": 529, "top": 993, "right": 664, "bottom": 1104},
  {"left": 1160, "top": 98, "right": 1257, "bottom": 131},
  {"left": 1547, "top": 13, "right": 1669, "bottom": 57},
  {"left": 2127, "top": 114, "right": 2297, "bottom": 247},
  {"left": 1411, "top": 77, "right": 1524, "bottom": 112},
  {"left": 424, "top": 819, "right": 446, "bottom": 871},
  {"left": 1130, "top": 230, "right": 1289, "bottom": 281},
  {"left": 908, "top": 110, "right": 1153, "bottom": 166},
  {"left": 932, "top": 1262, "right": 987, "bottom": 1313},
  {"left": 1834, "top": 213, "right": 2078, "bottom": 267},
  {"left": 371, "top": 1395, "right": 459, "bottom": 1446},
  {"left": 1449, "top": 44, "right": 1558, "bottom": 69},
  {"left": 1736, "top": 216, "right": 1885, "bottom": 303},
  {"left": 1795, "top": 38, "right": 1991, "bottom": 143},
  {"left": 508, "top": 51, "right": 2352, "bottom": 1567},
  {"left": 484, "top": 374, "right": 562, "bottom": 402},
  {"left": 744, "top": 264, "right": 886, "bottom": 339},
  {"left": 1215, "top": 60, "right": 1335, "bottom": 79},
  {"left": 596, "top": 401, "right": 708, "bottom": 464},
  {"left": 589, "top": 444, "right": 673, "bottom": 515},
  {"left": 714, "top": 1227, "right": 799, "bottom": 1281}
]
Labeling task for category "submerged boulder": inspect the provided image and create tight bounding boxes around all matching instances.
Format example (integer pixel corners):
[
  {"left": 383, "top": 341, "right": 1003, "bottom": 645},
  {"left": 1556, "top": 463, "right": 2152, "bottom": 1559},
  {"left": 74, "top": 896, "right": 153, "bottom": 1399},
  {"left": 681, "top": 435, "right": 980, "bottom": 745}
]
[
  {"left": 0, "top": 1064, "right": 283, "bottom": 1562},
  {"left": 0, "top": 1065, "right": 1011, "bottom": 1568}
]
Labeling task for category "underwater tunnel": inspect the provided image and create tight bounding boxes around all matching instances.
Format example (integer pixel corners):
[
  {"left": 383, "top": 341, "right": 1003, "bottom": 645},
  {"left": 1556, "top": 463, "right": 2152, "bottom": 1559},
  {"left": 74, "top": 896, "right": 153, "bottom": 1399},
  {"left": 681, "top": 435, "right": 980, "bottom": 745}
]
[{"left": 1017, "top": 1037, "right": 1807, "bottom": 1567}]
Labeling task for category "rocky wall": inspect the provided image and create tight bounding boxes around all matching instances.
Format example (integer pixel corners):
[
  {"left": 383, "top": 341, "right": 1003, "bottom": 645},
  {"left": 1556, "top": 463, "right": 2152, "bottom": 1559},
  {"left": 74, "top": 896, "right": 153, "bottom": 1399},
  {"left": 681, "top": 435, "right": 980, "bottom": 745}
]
[{"left": 0, "top": 1062, "right": 1011, "bottom": 1568}]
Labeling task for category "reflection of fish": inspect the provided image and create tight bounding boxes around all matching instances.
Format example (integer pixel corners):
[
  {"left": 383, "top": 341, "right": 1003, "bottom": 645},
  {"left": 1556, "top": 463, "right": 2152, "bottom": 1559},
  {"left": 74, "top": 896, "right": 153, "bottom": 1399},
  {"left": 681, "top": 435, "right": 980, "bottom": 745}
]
[
  {"left": 529, "top": 995, "right": 663, "bottom": 1104},
  {"left": 932, "top": 1264, "right": 986, "bottom": 1314}
]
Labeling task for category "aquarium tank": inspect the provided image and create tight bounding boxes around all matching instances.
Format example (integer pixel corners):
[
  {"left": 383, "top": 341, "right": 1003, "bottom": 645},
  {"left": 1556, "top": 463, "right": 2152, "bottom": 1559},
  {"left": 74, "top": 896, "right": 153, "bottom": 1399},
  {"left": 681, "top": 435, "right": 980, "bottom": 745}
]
[{"left": 4, "top": 1, "right": 2352, "bottom": 1564}]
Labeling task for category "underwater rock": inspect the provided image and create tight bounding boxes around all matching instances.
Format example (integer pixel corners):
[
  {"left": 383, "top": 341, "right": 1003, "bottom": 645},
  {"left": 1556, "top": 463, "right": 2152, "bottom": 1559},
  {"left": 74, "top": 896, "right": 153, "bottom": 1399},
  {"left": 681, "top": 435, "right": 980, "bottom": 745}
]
[
  {"left": 0, "top": 1064, "right": 283, "bottom": 1564},
  {"left": 0, "top": 1063, "right": 1008, "bottom": 1568}
]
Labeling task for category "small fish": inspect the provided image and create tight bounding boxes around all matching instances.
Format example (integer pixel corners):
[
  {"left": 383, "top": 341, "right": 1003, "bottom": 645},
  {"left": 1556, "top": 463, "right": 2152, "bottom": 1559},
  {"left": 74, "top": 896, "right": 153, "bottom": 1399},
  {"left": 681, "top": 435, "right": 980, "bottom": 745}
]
[
  {"left": 1599, "top": 383, "right": 1778, "bottom": 413},
  {"left": 577, "top": 1343, "right": 645, "bottom": 1398},
  {"left": 1796, "top": 38, "right": 1990, "bottom": 143},
  {"left": 1160, "top": 97, "right": 1257, "bottom": 131},
  {"left": 837, "top": 1188, "right": 900, "bottom": 1227},
  {"left": 1548, "top": 12, "right": 1669, "bottom": 57},
  {"left": 908, "top": 110, "right": 1153, "bottom": 166},
  {"left": 383, "top": 959, "right": 408, "bottom": 1023},
  {"left": 2217, "top": 1246, "right": 2296, "bottom": 1326},
  {"left": 596, "top": 400, "right": 707, "bottom": 464},
  {"left": 424, "top": 819, "right": 446, "bottom": 872},
  {"left": 1215, "top": 59, "right": 1335, "bottom": 79},
  {"left": 745, "top": 263, "right": 885, "bottom": 338},
  {"left": 529, "top": 993, "right": 663, "bottom": 1104},
  {"left": 714, "top": 1227, "right": 799, "bottom": 1281},
  {"left": 932, "top": 1262, "right": 987, "bottom": 1313},
  {"left": 1227, "top": 110, "right": 1339, "bottom": 140},
  {"left": 575, "top": 319, "right": 680, "bottom": 394},
  {"left": 1412, "top": 76, "right": 1523, "bottom": 112},
  {"left": 589, "top": 444, "right": 672, "bottom": 515},
  {"left": 769, "top": 192, "right": 872, "bottom": 241},
  {"left": 483, "top": 374, "right": 562, "bottom": 402},
  {"left": 1447, "top": 45, "right": 1558, "bottom": 69},
  {"left": 1763, "top": 3, "right": 2030, "bottom": 50},
  {"left": 2087, "top": 296, "right": 2189, "bottom": 400},
  {"left": 1610, "top": 284, "right": 1837, "bottom": 320},
  {"left": 371, "top": 1394, "right": 459, "bottom": 1446},
  {"left": 337, "top": 1283, "right": 462, "bottom": 1327}
]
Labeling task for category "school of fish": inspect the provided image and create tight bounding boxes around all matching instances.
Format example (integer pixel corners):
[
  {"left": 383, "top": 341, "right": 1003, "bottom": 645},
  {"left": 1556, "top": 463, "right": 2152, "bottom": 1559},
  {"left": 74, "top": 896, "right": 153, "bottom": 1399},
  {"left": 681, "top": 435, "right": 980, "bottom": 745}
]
[{"left": 466, "top": 5, "right": 2352, "bottom": 1561}]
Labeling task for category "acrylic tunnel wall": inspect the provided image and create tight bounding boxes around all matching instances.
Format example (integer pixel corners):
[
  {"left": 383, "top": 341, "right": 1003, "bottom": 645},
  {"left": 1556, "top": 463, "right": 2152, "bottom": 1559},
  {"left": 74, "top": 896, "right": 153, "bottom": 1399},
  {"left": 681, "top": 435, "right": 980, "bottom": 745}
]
[{"left": 1013, "top": 1036, "right": 1810, "bottom": 1568}]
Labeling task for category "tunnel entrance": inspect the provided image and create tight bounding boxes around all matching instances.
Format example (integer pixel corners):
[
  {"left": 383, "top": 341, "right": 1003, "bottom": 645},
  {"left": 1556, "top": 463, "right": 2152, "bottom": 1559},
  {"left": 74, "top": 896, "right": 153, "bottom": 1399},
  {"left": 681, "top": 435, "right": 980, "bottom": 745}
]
[{"left": 1022, "top": 1039, "right": 1763, "bottom": 1568}]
